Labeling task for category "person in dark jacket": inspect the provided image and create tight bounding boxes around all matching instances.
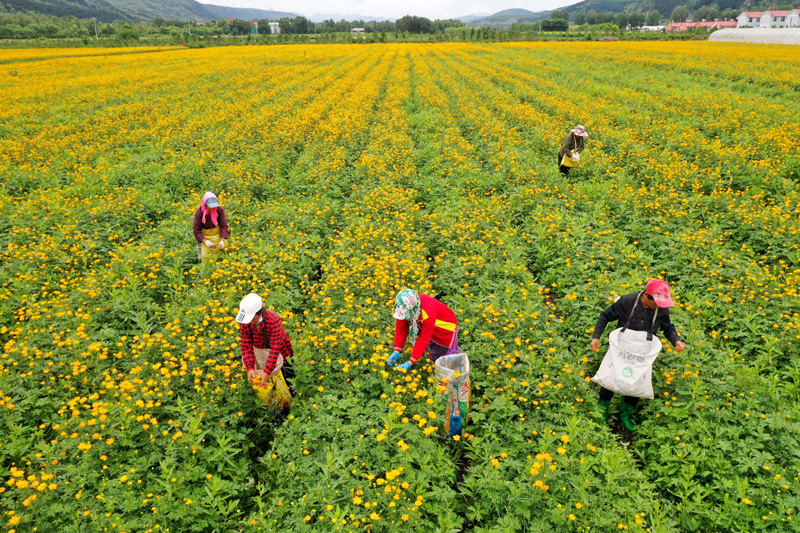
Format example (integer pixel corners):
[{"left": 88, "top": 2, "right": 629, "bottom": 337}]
[
  {"left": 590, "top": 279, "right": 685, "bottom": 430},
  {"left": 193, "top": 191, "right": 229, "bottom": 262},
  {"left": 558, "top": 125, "right": 588, "bottom": 176}
]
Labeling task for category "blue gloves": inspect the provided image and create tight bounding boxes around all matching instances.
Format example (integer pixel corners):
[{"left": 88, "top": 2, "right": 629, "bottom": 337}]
[
  {"left": 386, "top": 351, "right": 402, "bottom": 366},
  {"left": 386, "top": 352, "right": 412, "bottom": 371}
]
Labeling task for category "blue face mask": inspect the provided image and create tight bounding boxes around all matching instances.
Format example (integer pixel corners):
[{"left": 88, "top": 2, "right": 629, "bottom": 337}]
[{"left": 258, "top": 316, "right": 263, "bottom": 324}]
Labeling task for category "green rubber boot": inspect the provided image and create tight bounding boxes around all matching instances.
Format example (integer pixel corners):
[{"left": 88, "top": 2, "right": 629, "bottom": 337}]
[
  {"left": 619, "top": 401, "right": 637, "bottom": 431},
  {"left": 597, "top": 399, "right": 611, "bottom": 424}
]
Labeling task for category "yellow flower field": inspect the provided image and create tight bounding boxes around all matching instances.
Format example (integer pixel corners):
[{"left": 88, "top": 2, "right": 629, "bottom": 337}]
[{"left": 1, "top": 41, "right": 799, "bottom": 532}]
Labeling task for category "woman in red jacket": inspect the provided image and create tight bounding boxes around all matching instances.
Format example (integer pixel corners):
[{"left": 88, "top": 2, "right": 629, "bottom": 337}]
[{"left": 387, "top": 289, "right": 460, "bottom": 371}]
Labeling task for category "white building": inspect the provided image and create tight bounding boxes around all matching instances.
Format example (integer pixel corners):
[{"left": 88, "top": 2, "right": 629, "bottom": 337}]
[
  {"left": 268, "top": 21, "right": 281, "bottom": 34},
  {"left": 737, "top": 10, "right": 800, "bottom": 28},
  {"left": 350, "top": 28, "right": 365, "bottom": 33}
]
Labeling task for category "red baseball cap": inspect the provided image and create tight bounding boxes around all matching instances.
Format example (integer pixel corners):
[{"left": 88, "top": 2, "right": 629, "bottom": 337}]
[{"left": 646, "top": 279, "right": 674, "bottom": 308}]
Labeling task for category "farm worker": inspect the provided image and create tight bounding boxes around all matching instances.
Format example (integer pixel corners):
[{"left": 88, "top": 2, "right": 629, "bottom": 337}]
[
  {"left": 558, "top": 124, "right": 588, "bottom": 176},
  {"left": 386, "top": 289, "right": 460, "bottom": 371},
  {"left": 193, "top": 191, "right": 229, "bottom": 262},
  {"left": 236, "top": 293, "right": 295, "bottom": 395},
  {"left": 590, "top": 279, "right": 685, "bottom": 430}
]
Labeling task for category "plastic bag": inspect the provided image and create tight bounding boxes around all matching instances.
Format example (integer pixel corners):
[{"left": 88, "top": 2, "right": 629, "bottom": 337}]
[
  {"left": 592, "top": 328, "right": 662, "bottom": 399},
  {"left": 560, "top": 150, "right": 579, "bottom": 168},
  {"left": 255, "top": 370, "right": 292, "bottom": 407},
  {"left": 434, "top": 353, "right": 471, "bottom": 437}
]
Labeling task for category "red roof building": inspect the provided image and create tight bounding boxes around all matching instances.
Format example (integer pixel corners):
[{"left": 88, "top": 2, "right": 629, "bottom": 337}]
[{"left": 666, "top": 20, "right": 736, "bottom": 31}]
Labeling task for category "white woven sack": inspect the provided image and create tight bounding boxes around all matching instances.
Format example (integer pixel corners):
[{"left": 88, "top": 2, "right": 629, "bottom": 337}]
[
  {"left": 592, "top": 328, "right": 662, "bottom": 399},
  {"left": 435, "top": 353, "right": 470, "bottom": 390}
]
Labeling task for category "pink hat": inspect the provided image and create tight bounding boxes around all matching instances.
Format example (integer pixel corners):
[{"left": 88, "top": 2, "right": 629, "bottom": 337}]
[
  {"left": 646, "top": 279, "right": 674, "bottom": 308},
  {"left": 572, "top": 125, "right": 588, "bottom": 137}
]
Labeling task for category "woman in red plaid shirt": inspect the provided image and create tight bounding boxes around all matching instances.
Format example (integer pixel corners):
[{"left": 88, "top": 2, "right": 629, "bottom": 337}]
[{"left": 235, "top": 293, "right": 295, "bottom": 393}]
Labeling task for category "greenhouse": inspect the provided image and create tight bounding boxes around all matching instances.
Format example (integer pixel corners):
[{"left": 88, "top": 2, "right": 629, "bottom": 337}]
[{"left": 709, "top": 27, "right": 800, "bottom": 45}]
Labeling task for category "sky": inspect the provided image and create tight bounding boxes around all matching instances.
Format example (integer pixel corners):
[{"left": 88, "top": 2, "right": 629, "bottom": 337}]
[{"left": 196, "top": 0, "right": 572, "bottom": 20}]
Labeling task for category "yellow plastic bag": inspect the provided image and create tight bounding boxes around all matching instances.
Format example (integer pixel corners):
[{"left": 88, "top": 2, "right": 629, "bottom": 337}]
[
  {"left": 255, "top": 370, "right": 292, "bottom": 407},
  {"left": 560, "top": 151, "right": 579, "bottom": 168}
]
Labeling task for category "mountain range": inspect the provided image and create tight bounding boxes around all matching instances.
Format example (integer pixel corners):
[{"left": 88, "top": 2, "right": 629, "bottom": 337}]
[
  {"left": 2, "top": 0, "right": 794, "bottom": 24},
  {"left": 466, "top": 8, "right": 551, "bottom": 27},
  {"left": 0, "top": 0, "right": 296, "bottom": 22},
  {"left": 455, "top": 13, "right": 492, "bottom": 23}
]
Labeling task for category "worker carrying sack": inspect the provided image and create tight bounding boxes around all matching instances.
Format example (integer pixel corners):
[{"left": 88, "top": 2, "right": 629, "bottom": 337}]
[
  {"left": 592, "top": 293, "right": 663, "bottom": 399},
  {"left": 434, "top": 353, "right": 471, "bottom": 437}
]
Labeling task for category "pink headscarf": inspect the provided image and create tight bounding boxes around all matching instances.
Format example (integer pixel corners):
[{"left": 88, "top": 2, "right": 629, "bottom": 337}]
[{"left": 201, "top": 192, "right": 220, "bottom": 226}]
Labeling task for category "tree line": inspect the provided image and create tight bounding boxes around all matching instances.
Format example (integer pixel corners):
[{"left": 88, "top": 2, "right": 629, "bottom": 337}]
[
  {"left": 0, "top": 13, "right": 259, "bottom": 40},
  {"left": 0, "top": 12, "right": 465, "bottom": 40},
  {"left": 527, "top": 5, "right": 746, "bottom": 31},
  {"left": 668, "top": 5, "right": 742, "bottom": 22},
  {"left": 3, "top": 5, "right": 755, "bottom": 42}
]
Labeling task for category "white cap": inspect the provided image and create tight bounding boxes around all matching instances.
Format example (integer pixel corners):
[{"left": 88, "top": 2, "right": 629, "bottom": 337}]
[{"left": 236, "top": 293, "right": 263, "bottom": 323}]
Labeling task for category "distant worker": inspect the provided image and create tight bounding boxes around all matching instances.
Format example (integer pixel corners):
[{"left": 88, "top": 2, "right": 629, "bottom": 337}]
[
  {"left": 193, "top": 191, "right": 229, "bottom": 262},
  {"left": 386, "top": 289, "right": 460, "bottom": 371},
  {"left": 558, "top": 124, "right": 588, "bottom": 176},
  {"left": 236, "top": 293, "right": 296, "bottom": 396},
  {"left": 590, "top": 279, "right": 685, "bottom": 430}
]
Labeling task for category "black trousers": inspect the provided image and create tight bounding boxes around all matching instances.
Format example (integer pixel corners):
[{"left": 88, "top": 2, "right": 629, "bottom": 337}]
[
  {"left": 599, "top": 387, "right": 639, "bottom": 407},
  {"left": 557, "top": 152, "right": 570, "bottom": 176},
  {"left": 281, "top": 356, "right": 295, "bottom": 396}
]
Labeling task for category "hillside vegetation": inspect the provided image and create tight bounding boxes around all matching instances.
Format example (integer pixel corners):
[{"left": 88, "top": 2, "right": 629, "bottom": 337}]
[{"left": 0, "top": 0, "right": 295, "bottom": 22}]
